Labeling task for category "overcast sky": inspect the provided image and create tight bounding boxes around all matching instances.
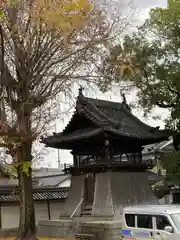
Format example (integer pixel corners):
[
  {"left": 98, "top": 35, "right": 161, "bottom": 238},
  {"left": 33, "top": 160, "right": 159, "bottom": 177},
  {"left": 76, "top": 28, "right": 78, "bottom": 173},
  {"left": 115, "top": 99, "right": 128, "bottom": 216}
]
[
  {"left": 133, "top": 0, "right": 166, "bottom": 8},
  {"left": 40, "top": 0, "right": 168, "bottom": 169}
]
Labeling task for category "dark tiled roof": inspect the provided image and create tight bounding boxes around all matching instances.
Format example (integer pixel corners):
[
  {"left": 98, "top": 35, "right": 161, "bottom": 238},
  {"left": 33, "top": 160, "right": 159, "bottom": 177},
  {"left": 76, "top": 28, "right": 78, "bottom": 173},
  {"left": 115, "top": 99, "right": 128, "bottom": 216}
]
[
  {"left": 76, "top": 96, "right": 170, "bottom": 140},
  {"left": 0, "top": 189, "right": 68, "bottom": 202},
  {"left": 0, "top": 173, "right": 70, "bottom": 202},
  {"left": 44, "top": 93, "right": 170, "bottom": 148},
  {"left": 0, "top": 178, "right": 18, "bottom": 186},
  {"left": 0, "top": 174, "right": 71, "bottom": 188},
  {"left": 46, "top": 128, "right": 103, "bottom": 144},
  {"left": 35, "top": 174, "right": 71, "bottom": 188}
]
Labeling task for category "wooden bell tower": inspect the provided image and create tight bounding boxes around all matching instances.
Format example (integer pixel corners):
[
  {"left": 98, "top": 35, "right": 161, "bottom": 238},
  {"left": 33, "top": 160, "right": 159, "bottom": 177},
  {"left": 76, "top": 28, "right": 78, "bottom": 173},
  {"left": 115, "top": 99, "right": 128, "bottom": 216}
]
[{"left": 42, "top": 89, "right": 171, "bottom": 219}]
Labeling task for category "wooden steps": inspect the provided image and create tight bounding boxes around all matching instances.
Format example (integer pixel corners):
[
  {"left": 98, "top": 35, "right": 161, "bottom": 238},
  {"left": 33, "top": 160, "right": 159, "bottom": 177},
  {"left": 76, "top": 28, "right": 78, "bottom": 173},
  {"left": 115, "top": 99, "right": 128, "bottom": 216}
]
[{"left": 80, "top": 203, "right": 92, "bottom": 217}]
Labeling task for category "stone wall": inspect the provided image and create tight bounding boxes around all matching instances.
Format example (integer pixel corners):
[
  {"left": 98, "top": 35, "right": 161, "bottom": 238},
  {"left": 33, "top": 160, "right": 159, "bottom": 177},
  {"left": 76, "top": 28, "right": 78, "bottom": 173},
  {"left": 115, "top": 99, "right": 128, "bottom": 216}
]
[
  {"left": 38, "top": 220, "right": 122, "bottom": 240},
  {"left": 0, "top": 228, "right": 17, "bottom": 237},
  {"left": 38, "top": 220, "right": 77, "bottom": 238},
  {"left": 79, "top": 221, "right": 122, "bottom": 240}
]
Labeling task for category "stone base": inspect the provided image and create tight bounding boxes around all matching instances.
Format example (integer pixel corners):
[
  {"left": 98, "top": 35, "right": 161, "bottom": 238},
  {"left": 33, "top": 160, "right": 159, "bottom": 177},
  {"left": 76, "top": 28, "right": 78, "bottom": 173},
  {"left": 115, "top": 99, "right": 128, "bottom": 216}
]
[
  {"left": 59, "top": 172, "right": 157, "bottom": 220},
  {"left": 38, "top": 220, "right": 76, "bottom": 238},
  {"left": 0, "top": 228, "right": 17, "bottom": 237},
  {"left": 80, "top": 221, "right": 122, "bottom": 240},
  {"left": 38, "top": 219, "right": 122, "bottom": 240}
]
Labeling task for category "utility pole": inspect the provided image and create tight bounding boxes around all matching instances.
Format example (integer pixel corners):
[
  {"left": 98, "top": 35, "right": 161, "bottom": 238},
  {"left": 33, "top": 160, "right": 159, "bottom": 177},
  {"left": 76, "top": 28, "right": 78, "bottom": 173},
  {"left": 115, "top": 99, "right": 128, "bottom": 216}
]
[
  {"left": 57, "top": 147, "right": 61, "bottom": 169},
  {"left": 55, "top": 95, "right": 61, "bottom": 169}
]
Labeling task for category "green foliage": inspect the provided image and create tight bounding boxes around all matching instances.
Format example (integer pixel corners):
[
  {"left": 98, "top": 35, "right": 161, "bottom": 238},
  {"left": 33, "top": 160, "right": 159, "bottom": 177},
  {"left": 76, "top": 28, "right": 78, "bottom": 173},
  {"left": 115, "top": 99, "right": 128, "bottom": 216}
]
[
  {"left": 168, "top": 0, "right": 180, "bottom": 10},
  {"left": 98, "top": 0, "right": 180, "bottom": 185},
  {"left": 152, "top": 180, "right": 170, "bottom": 199},
  {"left": 100, "top": 0, "right": 180, "bottom": 131},
  {"left": 21, "top": 162, "right": 32, "bottom": 176},
  {"left": 6, "top": 162, "right": 32, "bottom": 179},
  {"left": 0, "top": 11, "right": 4, "bottom": 18},
  {"left": 161, "top": 151, "right": 180, "bottom": 185}
]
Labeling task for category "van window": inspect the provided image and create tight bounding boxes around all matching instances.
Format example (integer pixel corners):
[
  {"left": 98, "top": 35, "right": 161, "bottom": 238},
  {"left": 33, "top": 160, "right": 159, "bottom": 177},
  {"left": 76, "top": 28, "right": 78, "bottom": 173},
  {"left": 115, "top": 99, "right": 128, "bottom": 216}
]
[
  {"left": 125, "top": 214, "right": 135, "bottom": 227},
  {"left": 137, "top": 214, "right": 153, "bottom": 229},
  {"left": 171, "top": 213, "right": 180, "bottom": 231},
  {"left": 156, "top": 215, "right": 172, "bottom": 230}
]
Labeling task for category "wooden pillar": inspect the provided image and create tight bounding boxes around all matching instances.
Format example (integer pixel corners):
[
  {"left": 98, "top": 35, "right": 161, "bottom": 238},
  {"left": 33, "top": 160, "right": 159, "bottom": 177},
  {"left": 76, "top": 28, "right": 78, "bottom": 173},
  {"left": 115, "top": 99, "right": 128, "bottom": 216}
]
[
  {"left": 104, "top": 134, "right": 110, "bottom": 164},
  {"left": 73, "top": 155, "right": 78, "bottom": 168},
  {"left": 47, "top": 201, "right": 51, "bottom": 220},
  {"left": 0, "top": 204, "right": 2, "bottom": 229},
  {"left": 71, "top": 151, "right": 78, "bottom": 168}
]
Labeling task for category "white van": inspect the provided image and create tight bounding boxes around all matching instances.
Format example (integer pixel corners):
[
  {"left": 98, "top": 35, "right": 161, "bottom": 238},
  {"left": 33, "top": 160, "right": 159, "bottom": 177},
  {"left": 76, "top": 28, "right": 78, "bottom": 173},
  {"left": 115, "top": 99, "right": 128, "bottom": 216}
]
[{"left": 122, "top": 205, "right": 180, "bottom": 239}]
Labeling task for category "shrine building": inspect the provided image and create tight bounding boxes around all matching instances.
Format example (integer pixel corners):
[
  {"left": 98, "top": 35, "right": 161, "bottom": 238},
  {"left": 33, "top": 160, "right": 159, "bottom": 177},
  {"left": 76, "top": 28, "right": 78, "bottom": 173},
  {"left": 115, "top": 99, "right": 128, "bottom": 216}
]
[{"left": 42, "top": 89, "right": 171, "bottom": 220}]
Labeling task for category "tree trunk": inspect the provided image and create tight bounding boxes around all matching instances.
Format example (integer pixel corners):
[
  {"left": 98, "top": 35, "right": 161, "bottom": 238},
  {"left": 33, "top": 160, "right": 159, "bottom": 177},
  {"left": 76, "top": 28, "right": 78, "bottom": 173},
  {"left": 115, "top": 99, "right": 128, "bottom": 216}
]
[{"left": 16, "top": 142, "right": 37, "bottom": 240}]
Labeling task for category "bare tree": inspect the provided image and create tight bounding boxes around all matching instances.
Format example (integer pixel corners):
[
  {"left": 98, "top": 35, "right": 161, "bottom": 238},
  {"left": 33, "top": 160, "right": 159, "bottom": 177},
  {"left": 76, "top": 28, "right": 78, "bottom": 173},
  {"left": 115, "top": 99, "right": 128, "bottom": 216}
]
[{"left": 0, "top": 0, "right": 131, "bottom": 239}]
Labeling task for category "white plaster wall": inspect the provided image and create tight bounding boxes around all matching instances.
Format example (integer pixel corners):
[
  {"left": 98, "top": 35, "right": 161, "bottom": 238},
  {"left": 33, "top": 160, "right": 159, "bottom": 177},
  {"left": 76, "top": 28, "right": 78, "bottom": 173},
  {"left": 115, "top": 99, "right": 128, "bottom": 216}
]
[
  {"left": 159, "top": 197, "right": 166, "bottom": 204},
  {"left": 1, "top": 200, "right": 65, "bottom": 229},
  {"left": 34, "top": 202, "right": 48, "bottom": 225},
  {"left": 159, "top": 194, "right": 173, "bottom": 205},
  {"left": 49, "top": 201, "right": 65, "bottom": 219},
  {"left": 1, "top": 204, "right": 20, "bottom": 229}
]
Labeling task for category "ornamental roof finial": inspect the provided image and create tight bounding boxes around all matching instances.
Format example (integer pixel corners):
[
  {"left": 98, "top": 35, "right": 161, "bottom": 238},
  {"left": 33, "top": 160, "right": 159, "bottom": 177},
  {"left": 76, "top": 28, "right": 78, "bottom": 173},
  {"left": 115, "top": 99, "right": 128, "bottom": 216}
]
[
  {"left": 120, "top": 89, "right": 127, "bottom": 103},
  {"left": 122, "top": 92, "right": 127, "bottom": 104},
  {"left": 120, "top": 91, "right": 131, "bottom": 111},
  {"left": 78, "top": 85, "right": 84, "bottom": 96}
]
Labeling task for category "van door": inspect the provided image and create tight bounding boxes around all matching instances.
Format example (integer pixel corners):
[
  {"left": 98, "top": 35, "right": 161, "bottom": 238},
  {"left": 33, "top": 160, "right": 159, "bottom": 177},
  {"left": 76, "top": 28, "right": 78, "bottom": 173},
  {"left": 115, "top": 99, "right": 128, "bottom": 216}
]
[
  {"left": 154, "top": 215, "right": 173, "bottom": 239},
  {"left": 133, "top": 214, "right": 155, "bottom": 240}
]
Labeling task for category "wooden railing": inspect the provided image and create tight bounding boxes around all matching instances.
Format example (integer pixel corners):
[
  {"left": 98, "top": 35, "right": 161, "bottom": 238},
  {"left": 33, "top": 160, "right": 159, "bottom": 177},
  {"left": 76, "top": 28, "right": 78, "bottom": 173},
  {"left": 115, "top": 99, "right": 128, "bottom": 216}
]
[{"left": 70, "top": 198, "right": 84, "bottom": 219}]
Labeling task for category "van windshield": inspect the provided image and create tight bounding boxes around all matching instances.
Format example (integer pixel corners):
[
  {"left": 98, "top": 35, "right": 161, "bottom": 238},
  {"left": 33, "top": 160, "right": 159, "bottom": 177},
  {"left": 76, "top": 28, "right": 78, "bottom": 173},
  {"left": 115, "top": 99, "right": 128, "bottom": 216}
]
[{"left": 171, "top": 213, "right": 180, "bottom": 231}]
